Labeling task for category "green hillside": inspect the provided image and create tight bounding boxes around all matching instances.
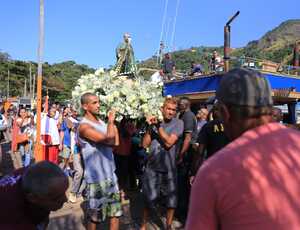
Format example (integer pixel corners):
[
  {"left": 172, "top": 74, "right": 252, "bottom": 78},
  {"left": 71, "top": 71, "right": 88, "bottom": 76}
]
[
  {"left": 0, "top": 54, "right": 94, "bottom": 102},
  {"left": 232, "top": 19, "right": 300, "bottom": 64},
  {"left": 140, "top": 19, "right": 300, "bottom": 75}
]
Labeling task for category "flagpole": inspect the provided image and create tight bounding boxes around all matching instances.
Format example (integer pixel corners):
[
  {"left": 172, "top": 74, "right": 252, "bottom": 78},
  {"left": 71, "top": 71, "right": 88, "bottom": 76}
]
[{"left": 34, "top": 0, "right": 45, "bottom": 161}]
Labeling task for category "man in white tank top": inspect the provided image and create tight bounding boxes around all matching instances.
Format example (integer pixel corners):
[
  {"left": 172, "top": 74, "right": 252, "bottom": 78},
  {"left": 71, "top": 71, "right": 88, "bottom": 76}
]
[{"left": 78, "top": 92, "right": 121, "bottom": 230}]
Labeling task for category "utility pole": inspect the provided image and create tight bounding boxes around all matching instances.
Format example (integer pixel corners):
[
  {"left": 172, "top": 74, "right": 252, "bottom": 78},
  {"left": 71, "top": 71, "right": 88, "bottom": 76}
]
[
  {"left": 224, "top": 11, "right": 240, "bottom": 72},
  {"left": 33, "top": 73, "right": 36, "bottom": 99},
  {"left": 24, "top": 78, "right": 27, "bottom": 97},
  {"left": 34, "top": 0, "right": 45, "bottom": 162},
  {"left": 7, "top": 69, "right": 10, "bottom": 98},
  {"left": 29, "top": 63, "right": 32, "bottom": 98}
]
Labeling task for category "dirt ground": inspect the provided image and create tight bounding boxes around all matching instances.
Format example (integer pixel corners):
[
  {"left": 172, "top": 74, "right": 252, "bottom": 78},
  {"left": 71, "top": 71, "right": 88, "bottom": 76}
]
[{"left": 0, "top": 142, "right": 184, "bottom": 230}]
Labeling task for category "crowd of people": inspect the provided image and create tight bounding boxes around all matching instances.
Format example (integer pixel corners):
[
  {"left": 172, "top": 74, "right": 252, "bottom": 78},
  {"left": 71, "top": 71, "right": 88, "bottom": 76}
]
[
  {"left": 1, "top": 67, "right": 300, "bottom": 230},
  {"left": 0, "top": 102, "right": 84, "bottom": 198}
]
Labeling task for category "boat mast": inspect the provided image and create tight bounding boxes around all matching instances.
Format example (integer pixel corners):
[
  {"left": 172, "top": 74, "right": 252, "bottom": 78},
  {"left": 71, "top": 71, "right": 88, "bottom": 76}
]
[{"left": 157, "top": 0, "right": 169, "bottom": 65}]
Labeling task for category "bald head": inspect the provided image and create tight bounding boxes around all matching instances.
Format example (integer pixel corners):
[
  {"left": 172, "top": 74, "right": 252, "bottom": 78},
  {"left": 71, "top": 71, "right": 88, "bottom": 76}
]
[
  {"left": 179, "top": 97, "right": 191, "bottom": 112},
  {"left": 81, "top": 92, "right": 96, "bottom": 105}
]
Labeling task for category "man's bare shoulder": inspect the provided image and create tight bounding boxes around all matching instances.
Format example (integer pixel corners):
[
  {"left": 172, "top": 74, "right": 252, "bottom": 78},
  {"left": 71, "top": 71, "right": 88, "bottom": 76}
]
[
  {"left": 78, "top": 119, "right": 106, "bottom": 138},
  {"left": 78, "top": 122, "right": 96, "bottom": 133}
]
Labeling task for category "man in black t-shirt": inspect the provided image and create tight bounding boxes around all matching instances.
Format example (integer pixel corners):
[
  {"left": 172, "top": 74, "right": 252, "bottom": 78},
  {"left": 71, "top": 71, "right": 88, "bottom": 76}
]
[
  {"left": 177, "top": 97, "right": 197, "bottom": 222},
  {"left": 190, "top": 108, "right": 230, "bottom": 183},
  {"left": 197, "top": 119, "right": 229, "bottom": 159},
  {"left": 178, "top": 99, "right": 197, "bottom": 161}
]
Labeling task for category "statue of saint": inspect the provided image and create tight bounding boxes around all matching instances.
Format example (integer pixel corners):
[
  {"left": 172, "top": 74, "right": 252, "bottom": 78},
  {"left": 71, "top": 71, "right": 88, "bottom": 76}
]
[{"left": 115, "top": 33, "right": 137, "bottom": 76}]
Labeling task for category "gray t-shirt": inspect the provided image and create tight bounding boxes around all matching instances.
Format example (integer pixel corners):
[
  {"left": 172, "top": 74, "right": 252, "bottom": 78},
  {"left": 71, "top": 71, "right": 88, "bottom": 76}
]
[
  {"left": 147, "top": 118, "right": 184, "bottom": 178},
  {"left": 78, "top": 118, "right": 117, "bottom": 184},
  {"left": 162, "top": 58, "right": 175, "bottom": 74}
]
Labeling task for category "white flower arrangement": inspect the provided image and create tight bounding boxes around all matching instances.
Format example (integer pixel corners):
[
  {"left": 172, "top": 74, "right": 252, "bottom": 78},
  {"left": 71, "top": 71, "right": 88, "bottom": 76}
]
[{"left": 72, "top": 69, "right": 164, "bottom": 121}]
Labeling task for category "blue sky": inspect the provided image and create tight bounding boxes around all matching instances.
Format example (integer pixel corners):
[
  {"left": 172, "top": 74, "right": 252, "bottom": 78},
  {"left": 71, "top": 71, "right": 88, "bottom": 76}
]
[{"left": 0, "top": 0, "right": 299, "bottom": 68}]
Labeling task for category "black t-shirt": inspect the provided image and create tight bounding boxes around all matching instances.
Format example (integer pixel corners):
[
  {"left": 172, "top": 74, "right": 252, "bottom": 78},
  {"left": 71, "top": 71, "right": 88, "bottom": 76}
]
[
  {"left": 197, "top": 119, "right": 230, "bottom": 159},
  {"left": 179, "top": 110, "right": 197, "bottom": 144}
]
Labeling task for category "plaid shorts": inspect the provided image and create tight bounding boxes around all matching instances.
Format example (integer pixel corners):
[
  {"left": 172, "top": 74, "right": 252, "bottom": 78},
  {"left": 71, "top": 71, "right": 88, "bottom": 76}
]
[{"left": 87, "top": 180, "right": 122, "bottom": 223}]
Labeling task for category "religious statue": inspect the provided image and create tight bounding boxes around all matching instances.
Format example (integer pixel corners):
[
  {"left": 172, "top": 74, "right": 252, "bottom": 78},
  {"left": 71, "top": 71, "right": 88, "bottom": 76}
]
[{"left": 115, "top": 33, "right": 137, "bottom": 76}]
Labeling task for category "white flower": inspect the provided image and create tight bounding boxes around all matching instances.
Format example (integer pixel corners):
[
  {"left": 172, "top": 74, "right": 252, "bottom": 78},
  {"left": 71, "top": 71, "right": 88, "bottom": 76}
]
[
  {"left": 140, "top": 94, "right": 147, "bottom": 102},
  {"left": 72, "top": 69, "right": 164, "bottom": 120},
  {"left": 107, "top": 95, "right": 114, "bottom": 103},
  {"left": 127, "top": 95, "right": 136, "bottom": 103},
  {"left": 80, "top": 84, "right": 87, "bottom": 91},
  {"left": 109, "top": 70, "right": 117, "bottom": 77},
  {"left": 95, "top": 68, "right": 105, "bottom": 75},
  {"left": 112, "top": 91, "right": 120, "bottom": 98}
]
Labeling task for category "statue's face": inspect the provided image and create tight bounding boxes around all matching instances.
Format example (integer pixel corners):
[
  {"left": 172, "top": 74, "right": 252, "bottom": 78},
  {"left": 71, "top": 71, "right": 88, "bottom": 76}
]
[{"left": 124, "top": 34, "right": 130, "bottom": 43}]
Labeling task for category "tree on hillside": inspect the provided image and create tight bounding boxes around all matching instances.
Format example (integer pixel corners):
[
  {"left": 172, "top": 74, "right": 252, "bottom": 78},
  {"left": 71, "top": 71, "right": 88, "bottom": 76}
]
[{"left": 0, "top": 51, "right": 94, "bottom": 102}]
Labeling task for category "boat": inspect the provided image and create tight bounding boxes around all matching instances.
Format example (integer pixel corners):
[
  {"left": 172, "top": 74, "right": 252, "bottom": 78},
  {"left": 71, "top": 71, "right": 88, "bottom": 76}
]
[{"left": 163, "top": 65, "right": 300, "bottom": 124}]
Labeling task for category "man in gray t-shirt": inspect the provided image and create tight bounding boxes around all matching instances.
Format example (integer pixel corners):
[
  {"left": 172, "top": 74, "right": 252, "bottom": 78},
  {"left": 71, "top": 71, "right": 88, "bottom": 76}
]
[
  {"left": 147, "top": 117, "right": 183, "bottom": 178},
  {"left": 141, "top": 98, "right": 184, "bottom": 230}
]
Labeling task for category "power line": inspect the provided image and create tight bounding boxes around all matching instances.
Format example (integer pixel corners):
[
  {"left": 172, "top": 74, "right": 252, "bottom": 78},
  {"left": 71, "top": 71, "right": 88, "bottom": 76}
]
[
  {"left": 165, "top": 17, "right": 172, "bottom": 52},
  {"left": 157, "top": 0, "right": 169, "bottom": 64},
  {"left": 170, "top": 0, "right": 181, "bottom": 51},
  {"left": 159, "top": 0, "right": 169, "bottom": 46}
]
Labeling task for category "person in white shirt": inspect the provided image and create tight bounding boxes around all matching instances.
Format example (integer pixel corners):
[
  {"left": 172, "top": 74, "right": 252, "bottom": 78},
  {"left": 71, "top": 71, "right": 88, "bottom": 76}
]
[{"left": 41, "top": 107, "right": 60, "bottom": 164}]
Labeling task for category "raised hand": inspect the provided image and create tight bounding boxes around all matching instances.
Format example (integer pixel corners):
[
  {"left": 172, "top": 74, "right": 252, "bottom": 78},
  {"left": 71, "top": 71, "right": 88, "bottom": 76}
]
[
  {"left": 107, "top": 110, "right": 116, "bottom": 123},
  {"left": 146, "top": 115, "right": 158, "bottom": 125}
]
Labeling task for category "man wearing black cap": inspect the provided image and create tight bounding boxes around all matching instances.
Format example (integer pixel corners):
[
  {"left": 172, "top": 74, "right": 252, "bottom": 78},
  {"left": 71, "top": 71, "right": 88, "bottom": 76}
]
[{"left": 186, "top": 68, "right": 300, "bottom": 230}]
